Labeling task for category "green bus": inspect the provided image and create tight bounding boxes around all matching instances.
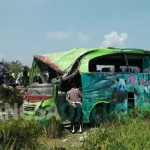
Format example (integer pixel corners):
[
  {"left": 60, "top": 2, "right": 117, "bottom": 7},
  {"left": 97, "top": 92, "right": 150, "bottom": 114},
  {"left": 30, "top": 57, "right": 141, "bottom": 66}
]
[{"left": 23, "top": 47, "right": 150, "bottom": 125}]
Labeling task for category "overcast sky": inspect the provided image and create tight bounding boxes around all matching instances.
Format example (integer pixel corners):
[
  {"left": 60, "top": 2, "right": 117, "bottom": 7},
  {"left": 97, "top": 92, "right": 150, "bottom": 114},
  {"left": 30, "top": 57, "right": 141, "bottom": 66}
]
[{"left": 0, "top": 0, "right": 150, "bottom": 67}]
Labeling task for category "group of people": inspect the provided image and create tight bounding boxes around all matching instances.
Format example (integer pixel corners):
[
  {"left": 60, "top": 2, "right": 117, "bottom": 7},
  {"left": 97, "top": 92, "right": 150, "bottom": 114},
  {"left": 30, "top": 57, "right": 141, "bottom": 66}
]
[{"left": 0, "top": 62, "right": 29, "bottom": 87}]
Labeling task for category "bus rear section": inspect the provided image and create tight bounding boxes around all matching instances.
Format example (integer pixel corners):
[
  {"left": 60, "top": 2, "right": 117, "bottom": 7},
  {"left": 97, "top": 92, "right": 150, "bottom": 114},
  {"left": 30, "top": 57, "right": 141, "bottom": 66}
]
[{"left": 81, "top": 51, "right": 150, "bottom": 125}]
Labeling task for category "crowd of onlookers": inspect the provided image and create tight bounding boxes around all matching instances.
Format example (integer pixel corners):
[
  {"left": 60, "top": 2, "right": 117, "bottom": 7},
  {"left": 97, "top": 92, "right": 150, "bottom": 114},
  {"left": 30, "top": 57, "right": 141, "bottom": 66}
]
[{"left": 0, "top": 62, "right": 30, "bottom": 88}]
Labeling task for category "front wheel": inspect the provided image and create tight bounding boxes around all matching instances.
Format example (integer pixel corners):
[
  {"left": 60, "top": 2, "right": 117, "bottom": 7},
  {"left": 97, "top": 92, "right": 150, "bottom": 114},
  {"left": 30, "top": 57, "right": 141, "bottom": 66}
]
[{"left": 90, "top": 107, "right": 106, "bottom": 128}]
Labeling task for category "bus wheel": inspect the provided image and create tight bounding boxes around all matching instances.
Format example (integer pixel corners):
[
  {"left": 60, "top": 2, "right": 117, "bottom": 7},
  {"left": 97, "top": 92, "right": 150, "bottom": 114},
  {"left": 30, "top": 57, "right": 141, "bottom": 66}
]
[{"left": 90, "top": 107, "right": 105, "bottom": 128}]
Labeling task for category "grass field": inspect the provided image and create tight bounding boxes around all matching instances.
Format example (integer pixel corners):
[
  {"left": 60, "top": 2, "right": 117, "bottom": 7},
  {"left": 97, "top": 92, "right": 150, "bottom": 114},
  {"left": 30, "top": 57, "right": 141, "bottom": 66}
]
[
  {"left": 1, "top": 107, "right": 149, "bottom": 150},
  {"left": 39, "top": 115, "right": 150, "bottom": 150},
  {"left": 1, "top": 86, "right": 150, "bottom": 150}
]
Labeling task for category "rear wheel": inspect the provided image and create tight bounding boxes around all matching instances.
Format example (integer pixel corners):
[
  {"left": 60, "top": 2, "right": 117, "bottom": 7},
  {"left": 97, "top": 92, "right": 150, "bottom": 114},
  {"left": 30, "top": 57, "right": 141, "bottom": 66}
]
[{"left": 90, "top": 107, "right": 106, "bottom": 128}]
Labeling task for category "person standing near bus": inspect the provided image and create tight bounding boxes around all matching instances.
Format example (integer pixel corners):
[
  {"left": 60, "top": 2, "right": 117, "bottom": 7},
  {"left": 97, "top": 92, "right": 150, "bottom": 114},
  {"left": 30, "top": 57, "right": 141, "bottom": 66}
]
[
  {"left": 66, "top": 83, "right": 83, "bottom": 134},
  {"left": 4, "top": 65, "right": 11, "bottom": 84},
  {"left": 22, "top": 66, "right": 28, "bottom": 87}
]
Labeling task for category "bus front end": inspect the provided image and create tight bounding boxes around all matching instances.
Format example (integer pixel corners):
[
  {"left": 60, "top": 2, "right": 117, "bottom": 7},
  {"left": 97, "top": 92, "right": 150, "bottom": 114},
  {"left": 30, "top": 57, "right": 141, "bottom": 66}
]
[{"left": 23, "top": 82, "right": 56, "bottom": 117}]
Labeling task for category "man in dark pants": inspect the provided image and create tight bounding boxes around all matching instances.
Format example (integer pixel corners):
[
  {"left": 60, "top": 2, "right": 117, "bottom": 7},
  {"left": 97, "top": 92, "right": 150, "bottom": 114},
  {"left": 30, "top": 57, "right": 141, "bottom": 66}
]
[
  {"left": 22, "top": 66, "right": 29, "bottom": 87},
  {"left": 66, "top": 83, "right": 83, "bottom": 133},
  {"left": 0, "top": 62, "right": 7, "bottom": 85}
]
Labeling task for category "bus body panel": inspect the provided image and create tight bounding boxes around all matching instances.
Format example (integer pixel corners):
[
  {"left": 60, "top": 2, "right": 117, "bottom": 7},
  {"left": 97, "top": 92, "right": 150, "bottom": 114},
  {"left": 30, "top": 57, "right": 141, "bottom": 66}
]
[{"left": 81, "top": 72, "right": 150, "bottom": 122}]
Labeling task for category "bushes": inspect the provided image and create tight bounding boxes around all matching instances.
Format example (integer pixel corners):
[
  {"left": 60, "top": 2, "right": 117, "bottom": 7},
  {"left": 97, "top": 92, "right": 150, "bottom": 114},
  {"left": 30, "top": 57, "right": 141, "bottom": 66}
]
[
  {"left": 0, "top": 86, "right": 23, "bottom": 111},
  {"left": 81, "top": 118, "right": 150, "bottom": 150},
  {"left": 0, "top": 114, "right": 63, "bottom": 149},
  {"left": 44, "top": 114, "right": 63, "bottom": 138},
  {"left": 0, "top": 118, "right": 42, "bottom": 150}
]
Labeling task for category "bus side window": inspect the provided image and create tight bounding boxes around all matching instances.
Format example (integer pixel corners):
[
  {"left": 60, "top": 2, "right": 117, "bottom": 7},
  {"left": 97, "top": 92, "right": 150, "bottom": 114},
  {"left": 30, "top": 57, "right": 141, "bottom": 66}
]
[
  {"left": 114, "top": 65, "right": 122, "bottom": 73},
  {"left": 101, "top": 67, "right": 110, "bottom": 72},
  {"left": 142, "top": 56, "right": 150, "bottom": 73},
  {"left": 102, "top": 67, "right": 115, "bottom": 73},
  {"left": 115, "top": 68, "right": 122, "bottom": 72}
]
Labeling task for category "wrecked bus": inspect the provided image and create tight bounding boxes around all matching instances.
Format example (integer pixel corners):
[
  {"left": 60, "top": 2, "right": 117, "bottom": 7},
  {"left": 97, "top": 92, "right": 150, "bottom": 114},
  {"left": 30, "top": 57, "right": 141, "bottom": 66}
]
[{"left": 23, "top": 47, "right": 150, "bottom": 125}]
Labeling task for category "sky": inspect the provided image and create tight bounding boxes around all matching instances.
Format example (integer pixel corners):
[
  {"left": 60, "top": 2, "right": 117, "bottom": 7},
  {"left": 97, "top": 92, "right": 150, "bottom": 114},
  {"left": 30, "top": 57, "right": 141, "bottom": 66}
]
[{"left": 0, "top": 0, "right": 150, "bottom": 67}]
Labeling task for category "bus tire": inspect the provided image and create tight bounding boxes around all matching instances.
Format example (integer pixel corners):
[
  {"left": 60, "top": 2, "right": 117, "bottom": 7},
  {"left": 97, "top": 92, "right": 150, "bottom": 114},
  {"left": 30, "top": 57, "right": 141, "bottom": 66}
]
[{"left": 90, "top": 106, "right": 105, "bottom": 128}]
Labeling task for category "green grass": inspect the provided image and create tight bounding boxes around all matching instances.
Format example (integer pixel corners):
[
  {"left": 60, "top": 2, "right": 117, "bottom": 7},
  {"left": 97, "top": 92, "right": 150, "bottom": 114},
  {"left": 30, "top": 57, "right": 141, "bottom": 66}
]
[
  {"left": 39, "top": 107, "right": 150, "bottom": 150},
  {"left": 0, "top": 118, "right": 42, "bottom": 150},
  {"left": 79, "top": 108, "right": 150, "bottom": 150},
  {"left": 0, "top": 115, "right": 63, "bottom": 150},
  {"left": 80, "top": 118, "right": 150, "bottom": 150},
  {"left": 1, "top": 99, "right": 150, "bottom": 150}
]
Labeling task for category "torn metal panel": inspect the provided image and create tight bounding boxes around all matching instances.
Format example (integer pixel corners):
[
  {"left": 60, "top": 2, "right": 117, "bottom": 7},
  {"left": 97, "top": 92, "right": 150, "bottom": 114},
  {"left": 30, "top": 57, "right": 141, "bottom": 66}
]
[
  {"left": 34, "top": 48, "right": 98, "bottom": 77},
  {"left": 34, "top": 54, "right": 63, "bottom": 73}
]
